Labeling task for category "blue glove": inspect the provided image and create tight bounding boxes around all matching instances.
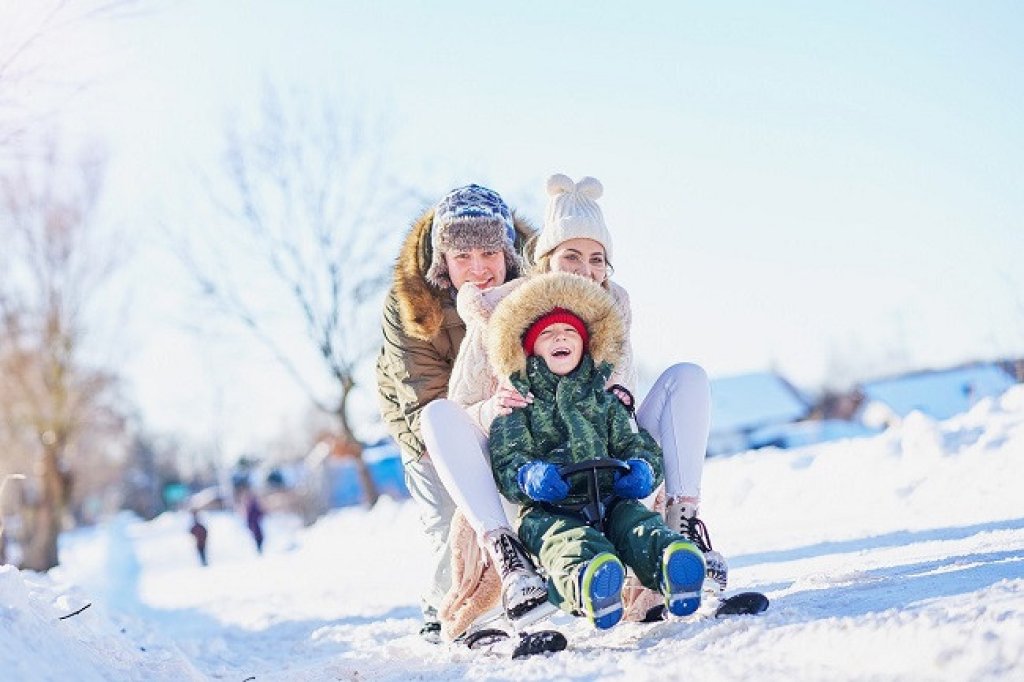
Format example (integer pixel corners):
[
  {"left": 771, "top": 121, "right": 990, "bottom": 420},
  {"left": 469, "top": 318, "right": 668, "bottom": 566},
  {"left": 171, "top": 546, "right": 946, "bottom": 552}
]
[
  {"left": 612, "top": 459, "right": 655, "bottom": 499},
  {"left": 517, "top": 461, "right": 569, "bottom": 502}
]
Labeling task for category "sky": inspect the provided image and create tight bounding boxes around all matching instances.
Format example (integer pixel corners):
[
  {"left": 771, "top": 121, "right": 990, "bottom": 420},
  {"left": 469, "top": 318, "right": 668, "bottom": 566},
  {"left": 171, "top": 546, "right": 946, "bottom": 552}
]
[
  {"left": 4, "top": 384, "right": 1024, "bottom": 679},
  {"left": 8, "top": 0, "right": 1024, "bottom": 458}
]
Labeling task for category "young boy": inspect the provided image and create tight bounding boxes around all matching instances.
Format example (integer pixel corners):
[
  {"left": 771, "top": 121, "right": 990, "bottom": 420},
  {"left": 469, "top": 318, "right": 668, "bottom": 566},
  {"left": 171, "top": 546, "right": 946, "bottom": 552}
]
[{"left": 485, "top": 272, "right": 706, "bottom": 630}]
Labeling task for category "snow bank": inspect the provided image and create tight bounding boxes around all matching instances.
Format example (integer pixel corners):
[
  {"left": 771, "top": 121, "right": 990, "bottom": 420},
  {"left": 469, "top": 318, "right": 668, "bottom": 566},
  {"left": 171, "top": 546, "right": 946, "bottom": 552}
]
[{"left": 0, "top": 563, "right": 202, "bottom": 681}]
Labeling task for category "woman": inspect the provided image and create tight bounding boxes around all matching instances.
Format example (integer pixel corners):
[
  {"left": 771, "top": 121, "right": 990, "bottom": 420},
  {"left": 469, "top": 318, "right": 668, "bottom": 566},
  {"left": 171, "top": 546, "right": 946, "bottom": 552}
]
[
  {"left": 375, "top": 184, "right": 536, "bottom": 641},
  {"left": 423, "top": 174, "right": 726, "bottom": 635}
]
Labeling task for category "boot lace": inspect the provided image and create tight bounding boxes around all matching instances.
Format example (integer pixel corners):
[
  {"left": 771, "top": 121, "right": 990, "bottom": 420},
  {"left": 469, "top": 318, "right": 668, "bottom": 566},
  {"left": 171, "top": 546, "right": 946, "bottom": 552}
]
[
  {"left": 495, "top": 532, "right": 527, "bottom": 576},
  {"left": 681, "top": 515, "right": 714, "bottom": 554}
]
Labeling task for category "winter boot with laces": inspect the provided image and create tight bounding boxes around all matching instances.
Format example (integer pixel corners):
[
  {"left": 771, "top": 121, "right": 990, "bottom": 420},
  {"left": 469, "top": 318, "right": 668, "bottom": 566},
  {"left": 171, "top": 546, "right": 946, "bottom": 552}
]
[
  {"left": 483, "top": 528, "right": 552, "bottom": 626},
  {"left": 419, "top": 604, "right": 442, "bottom": 644},
  {"left": 665, "top": 497, "right": 729, "bottom": 594}
]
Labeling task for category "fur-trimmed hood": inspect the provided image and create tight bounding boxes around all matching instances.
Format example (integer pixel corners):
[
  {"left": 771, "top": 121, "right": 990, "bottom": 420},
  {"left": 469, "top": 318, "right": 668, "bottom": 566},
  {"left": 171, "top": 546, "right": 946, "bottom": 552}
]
[
  {"left": 391, "top": 206, "right": 535, "bottom": 341},
  {"left": 486, "top": 272, "right": 625, "bottom": 380}
]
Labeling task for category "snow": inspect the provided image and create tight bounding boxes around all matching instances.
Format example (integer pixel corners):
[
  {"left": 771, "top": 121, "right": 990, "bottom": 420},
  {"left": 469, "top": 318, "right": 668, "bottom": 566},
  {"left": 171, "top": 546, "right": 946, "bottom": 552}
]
[{"left": 3, "top": 387, "right": 1024, "bottom": 681}]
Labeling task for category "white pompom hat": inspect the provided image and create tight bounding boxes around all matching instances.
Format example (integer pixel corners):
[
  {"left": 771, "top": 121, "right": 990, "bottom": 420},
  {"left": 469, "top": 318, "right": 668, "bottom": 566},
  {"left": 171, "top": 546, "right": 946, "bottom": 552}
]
[{"left": 535, "top": 173, "right": 613, "bottom": 262}]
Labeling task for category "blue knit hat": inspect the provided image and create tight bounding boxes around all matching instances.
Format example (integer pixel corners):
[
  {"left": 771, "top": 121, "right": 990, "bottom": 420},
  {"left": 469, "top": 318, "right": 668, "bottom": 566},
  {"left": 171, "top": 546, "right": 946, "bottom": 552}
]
[{"left": 426, "top": 184, "right": 521, "bottom": 289}]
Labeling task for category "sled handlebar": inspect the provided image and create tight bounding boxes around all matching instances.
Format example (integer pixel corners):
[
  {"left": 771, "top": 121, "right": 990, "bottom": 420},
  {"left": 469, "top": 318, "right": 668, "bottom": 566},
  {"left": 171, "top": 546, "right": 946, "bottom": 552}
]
[
  {"left": 557, "top": 458, "right": 630, "bottom": 478},
  {"left": 554, "top": 459, "right": 631, "bottom": 533}
]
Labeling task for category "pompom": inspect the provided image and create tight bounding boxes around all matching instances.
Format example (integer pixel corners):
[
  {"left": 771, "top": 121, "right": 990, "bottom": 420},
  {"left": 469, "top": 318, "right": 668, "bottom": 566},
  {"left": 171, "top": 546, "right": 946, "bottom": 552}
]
[
  {"left": 576, "top": 176, "right": 604, "bottom": 200},
  {"left": 546, "top": 173, "right": 574, "bottom": 197}
]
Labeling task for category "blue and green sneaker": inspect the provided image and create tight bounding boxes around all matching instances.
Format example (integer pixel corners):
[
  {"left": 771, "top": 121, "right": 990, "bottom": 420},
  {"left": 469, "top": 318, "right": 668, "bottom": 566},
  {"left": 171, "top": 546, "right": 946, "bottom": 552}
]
[
  {"left": 578, "top": 553, "right": 625, "bottom": 630},
  {"left": 662, "top": 540, "right": 706, "bottom": 617}
]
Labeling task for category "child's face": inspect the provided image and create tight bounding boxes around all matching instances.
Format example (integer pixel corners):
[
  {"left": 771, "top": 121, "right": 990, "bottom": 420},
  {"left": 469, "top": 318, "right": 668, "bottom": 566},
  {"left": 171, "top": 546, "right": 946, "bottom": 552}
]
[{"left": 532, "top": 322, "right": 584, "bottom": 376}]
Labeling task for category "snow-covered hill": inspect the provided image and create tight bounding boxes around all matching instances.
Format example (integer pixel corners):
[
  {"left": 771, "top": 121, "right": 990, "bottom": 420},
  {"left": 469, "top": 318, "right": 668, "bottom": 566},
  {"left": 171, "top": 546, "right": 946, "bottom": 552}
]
[{"left": 3, "top": 387, "right": 1024, "bottom": 681}]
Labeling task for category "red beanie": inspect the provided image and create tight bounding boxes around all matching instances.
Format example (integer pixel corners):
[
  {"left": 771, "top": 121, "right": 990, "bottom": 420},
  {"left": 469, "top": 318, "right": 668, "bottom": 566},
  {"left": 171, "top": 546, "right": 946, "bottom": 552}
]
[{"left": 522, "top": 307, "right": 589, "bottom": 356}]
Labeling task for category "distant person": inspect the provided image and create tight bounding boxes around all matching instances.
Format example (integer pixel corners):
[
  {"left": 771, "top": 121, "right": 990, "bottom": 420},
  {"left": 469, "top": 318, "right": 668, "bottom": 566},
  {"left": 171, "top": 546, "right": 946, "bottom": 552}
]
[
  {"left": 485, "top": 272, "right": 706, "bottom": 629},
  {"left": 189, "top": 510, "right": 208, "bottom": 566},
  {"left": 241, "top": 489, "right": 265, "bottom": 554}
]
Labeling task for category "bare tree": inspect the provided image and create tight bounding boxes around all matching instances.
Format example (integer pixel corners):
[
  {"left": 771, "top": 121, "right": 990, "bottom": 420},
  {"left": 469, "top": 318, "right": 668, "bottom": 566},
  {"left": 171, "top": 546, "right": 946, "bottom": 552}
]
[
  {"left": 0, "top": 136, "right": 124, "bottom": 570},
  {"left": 178, "top": 84, "right": 411, "bottom": 508},
  {"left": 0, "top": 0, "right": 147, "bottom": 149}
]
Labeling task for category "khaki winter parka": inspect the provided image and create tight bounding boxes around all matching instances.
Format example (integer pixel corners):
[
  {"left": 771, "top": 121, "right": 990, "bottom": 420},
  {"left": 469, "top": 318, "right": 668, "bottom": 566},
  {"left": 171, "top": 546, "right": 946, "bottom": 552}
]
[{"left": 375, "top": 206, "right": 535, "bottom": 464}]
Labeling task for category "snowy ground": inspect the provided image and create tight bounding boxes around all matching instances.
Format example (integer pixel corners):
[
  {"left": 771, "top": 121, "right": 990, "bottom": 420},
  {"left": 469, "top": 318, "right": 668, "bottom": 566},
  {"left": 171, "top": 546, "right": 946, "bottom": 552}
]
[{"left": 3, "top": 387, "right": 1024, "bottom": 681}]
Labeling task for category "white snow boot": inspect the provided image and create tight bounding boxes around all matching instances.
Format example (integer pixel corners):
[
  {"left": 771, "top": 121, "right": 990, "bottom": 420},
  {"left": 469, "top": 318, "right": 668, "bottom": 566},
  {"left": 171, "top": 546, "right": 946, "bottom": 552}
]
[
  {"left": 419, "top": 604, "right": 442, "bottom": 644},
  {"left": 665, "top": 497, "right": 729, "bottom": 595},
  {"left": 483, "top": 528, "right": 552, "bottom": 626}
]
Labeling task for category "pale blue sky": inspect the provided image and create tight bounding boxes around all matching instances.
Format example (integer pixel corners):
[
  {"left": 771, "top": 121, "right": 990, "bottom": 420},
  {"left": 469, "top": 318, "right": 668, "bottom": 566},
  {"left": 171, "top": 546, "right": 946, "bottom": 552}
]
[{"left": 31, "top": 0, "right": 1024, "bottom": 453}]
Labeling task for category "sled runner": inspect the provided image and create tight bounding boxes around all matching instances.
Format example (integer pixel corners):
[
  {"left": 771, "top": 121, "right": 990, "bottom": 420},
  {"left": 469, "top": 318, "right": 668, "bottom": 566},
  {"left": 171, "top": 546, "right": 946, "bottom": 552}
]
[
  {"left": 462, "top": 627, "right": 568, "bottom": 659},
  {"left": 455, "top": 602, "right": 565, "bottom": 659},
  {"left": 640, "top": 590, "right": 770, "bottom": 621}
]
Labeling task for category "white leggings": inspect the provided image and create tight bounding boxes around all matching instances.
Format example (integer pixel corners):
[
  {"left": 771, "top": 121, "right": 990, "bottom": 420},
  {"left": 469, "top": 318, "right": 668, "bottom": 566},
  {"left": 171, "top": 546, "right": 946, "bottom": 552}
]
[
  {"left": 421, "top": 362, "right": 711, "bottom": 537},
  {"left": 636, "top": 362, "right": 711, "bottom": 499},
  {"left": 421, "top": 399, "right": 511, "bottom": 536}
]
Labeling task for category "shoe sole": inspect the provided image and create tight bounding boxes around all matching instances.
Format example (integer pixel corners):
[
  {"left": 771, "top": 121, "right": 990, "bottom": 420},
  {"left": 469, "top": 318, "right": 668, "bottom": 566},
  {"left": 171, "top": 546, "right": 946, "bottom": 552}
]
[
  {"left": 580, "top": 553, "right": 625, "bottom": 630},
  {"left": 507, "top": 600, "right": 559, "bottom": 632},
  {"left": 419, "top": 624, "right": 442, "bottom": 644},
  {"left": 504, "top": 573, "right": 551, "bottom": 621},
  {"left": 663, "top": 540, "right": 706, "bottom": 617}
]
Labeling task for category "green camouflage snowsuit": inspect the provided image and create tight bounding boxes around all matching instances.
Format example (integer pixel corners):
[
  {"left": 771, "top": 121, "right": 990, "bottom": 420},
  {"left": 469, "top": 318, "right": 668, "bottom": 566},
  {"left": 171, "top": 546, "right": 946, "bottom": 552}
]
[{"left": 489, "top": 352, "right": 684, "bottom": 614}]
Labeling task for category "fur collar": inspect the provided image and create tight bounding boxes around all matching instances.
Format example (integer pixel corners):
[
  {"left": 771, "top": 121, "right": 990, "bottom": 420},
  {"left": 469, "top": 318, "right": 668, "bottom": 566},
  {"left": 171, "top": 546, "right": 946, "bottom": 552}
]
[{"left": 486, "top": 272, "right": 625, "bottom": 380}]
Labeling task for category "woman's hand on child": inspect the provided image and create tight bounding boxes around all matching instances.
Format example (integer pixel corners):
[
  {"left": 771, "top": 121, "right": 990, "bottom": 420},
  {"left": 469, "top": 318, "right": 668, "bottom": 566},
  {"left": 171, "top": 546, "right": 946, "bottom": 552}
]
[
  {"left": 491, "top": 386, "right": 534, "bottom": 416},
  {"left": 612, "top": 458, "right": 654, "bottom": 499},
  {"left": 517, "top": 461, "right": 569, "bottom": 502},
  {"left": 608, "top": 384, "right": 636, "bottom": 416}
]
